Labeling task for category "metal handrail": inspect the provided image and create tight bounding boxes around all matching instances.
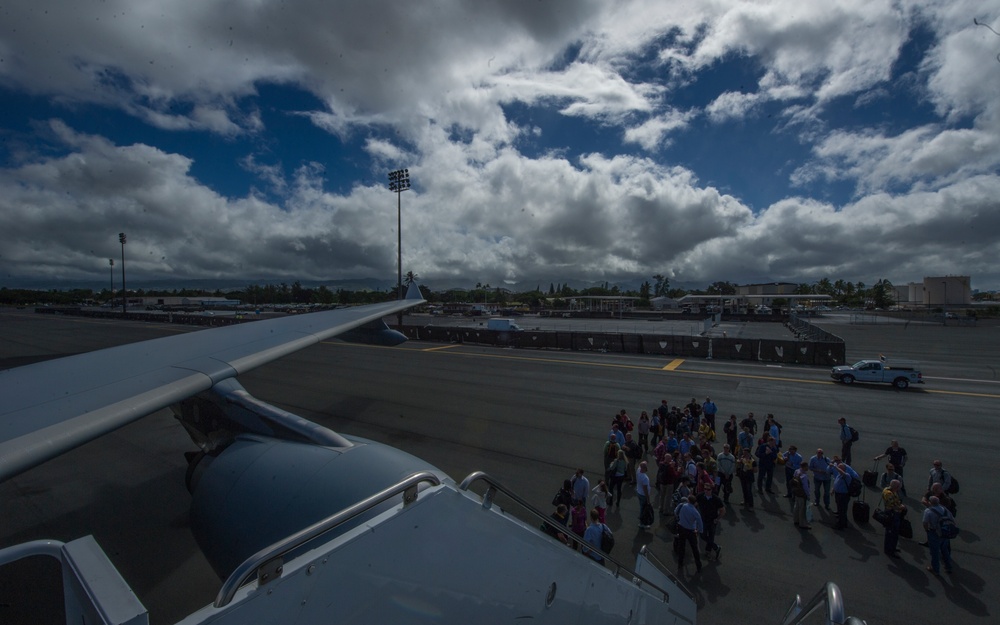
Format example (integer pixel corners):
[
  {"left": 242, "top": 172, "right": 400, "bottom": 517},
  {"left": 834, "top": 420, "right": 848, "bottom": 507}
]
[
  {"left": 457, "top": 470, "right": 693, "bottom": 603},
  {"left": 639, "top": 544, "right": 693, "bottom": 599},
  {"left": 0, "top": 539, "right": 64, "bottom": 565},
  {"left": 215, "top": 470, "right": 442, "bottom": 608},
  {"left": 779, "top": 581, "right": 867, "bottom": 625}
]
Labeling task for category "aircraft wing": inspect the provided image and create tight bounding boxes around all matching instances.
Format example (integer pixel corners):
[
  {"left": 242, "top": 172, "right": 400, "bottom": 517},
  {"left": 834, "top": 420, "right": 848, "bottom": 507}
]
[{"left": 0, "top": 288, "right": 424, "bottom": 482}]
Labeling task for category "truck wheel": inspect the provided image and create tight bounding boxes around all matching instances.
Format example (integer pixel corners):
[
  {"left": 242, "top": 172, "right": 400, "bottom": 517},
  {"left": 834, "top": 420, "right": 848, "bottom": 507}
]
[
  {"left": 894, "top": 378, "right": 909, "bottom": 389},
  {"left": 841, "top": 375, "right": 854, "bottom": 385}
]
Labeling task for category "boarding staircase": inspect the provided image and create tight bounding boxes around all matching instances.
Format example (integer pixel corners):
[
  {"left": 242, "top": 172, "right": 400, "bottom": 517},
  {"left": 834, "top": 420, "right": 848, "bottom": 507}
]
[{"left": 0, "top": 470, "right": 867, "bottom": 625}]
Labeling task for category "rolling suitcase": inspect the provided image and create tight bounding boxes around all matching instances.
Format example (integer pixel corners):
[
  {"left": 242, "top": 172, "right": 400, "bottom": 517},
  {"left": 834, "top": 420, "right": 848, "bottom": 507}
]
[
  {"left": 862, "top": 458, "right": 880, "bottom": 488},
  {"left": 852, "top": 486, "right": 870, "bottom": 524},
  {"left": 852, "top": 499, "right": 870, "bottom": 524}
]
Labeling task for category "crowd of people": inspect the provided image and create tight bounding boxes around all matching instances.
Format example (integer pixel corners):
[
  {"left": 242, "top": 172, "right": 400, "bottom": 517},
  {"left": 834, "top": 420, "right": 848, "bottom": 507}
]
[{"left": 542, "top": 397, "right": 961, "bottom": 578}]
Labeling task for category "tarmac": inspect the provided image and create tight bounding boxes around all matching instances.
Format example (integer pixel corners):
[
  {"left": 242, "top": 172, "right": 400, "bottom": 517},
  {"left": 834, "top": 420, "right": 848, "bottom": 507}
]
[{"left": 0, "top": 308, "right": 997, "bottom": 625}]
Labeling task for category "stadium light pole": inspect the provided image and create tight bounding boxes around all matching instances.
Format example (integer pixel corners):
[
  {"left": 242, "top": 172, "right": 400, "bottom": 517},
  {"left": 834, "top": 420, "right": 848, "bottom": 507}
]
[
  {"left": 387, "top": 168, "right": 411, "bottom": 328},
  {"left": 119, "top": 232, "right": 127, "bottom": 315},
  {"left": 109, "top": 258, "right": 114, "bottom": 302}
]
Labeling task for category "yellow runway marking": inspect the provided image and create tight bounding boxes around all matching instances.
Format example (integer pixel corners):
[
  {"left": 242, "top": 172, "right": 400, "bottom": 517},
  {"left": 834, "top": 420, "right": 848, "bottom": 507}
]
[
  {"left": 662, "top": 359, "right": 684, "bottom": 371},
  {"left": 672, "top": 368, "right": 832, "bottom": 386},
  {"left": 925, "top": 389, "right": 1000, "bottom": 399},
  {"left": 422, "top": 344, "right": 463, "bottom": 352}
]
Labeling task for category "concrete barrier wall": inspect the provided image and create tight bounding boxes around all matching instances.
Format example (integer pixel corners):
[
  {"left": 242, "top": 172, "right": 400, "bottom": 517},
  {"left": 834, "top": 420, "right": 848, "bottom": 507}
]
[
  {"left": 38, "top": 309, "right": 844, "bottom": 365},
  {"left": 411, "top": 325, "right": 845, "bottom": 365},
  {"left": 788, "top": 315, "right": 844, "bottom": 343}
]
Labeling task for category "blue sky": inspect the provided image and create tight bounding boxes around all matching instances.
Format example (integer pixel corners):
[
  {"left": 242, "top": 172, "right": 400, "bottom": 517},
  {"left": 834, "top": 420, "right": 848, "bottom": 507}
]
[{"left": 1, "top": 0, "right": 999, "bottom": 291}]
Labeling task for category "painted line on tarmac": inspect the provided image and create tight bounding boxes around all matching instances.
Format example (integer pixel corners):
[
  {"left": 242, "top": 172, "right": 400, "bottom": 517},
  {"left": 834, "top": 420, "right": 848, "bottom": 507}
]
[
  {"left": 326, "top": 342, "right": 1000, "bottom": 398},
  {"left": 927, "top": 375, "right": 1000, "bottom": 385},
  {"left": 667, "top": 367, "right": 832, "bottom": 386},
  {"left": 421, "top": 344, "right": 463, "bottom": 352},
  {"left": 923, "top": 389, "right": 1000, "bottom": 399}
]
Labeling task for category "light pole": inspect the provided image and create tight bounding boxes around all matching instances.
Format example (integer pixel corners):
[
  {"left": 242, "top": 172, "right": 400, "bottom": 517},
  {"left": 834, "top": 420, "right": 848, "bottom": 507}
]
[
  {"left": 109, "top": 258, "right": 114, "bottom": 303},
  {"left": 119, "top": 232, "right": 127, "bottom": 314},
  {"left": 388, "top": 168, "right": 411, "bottom": 328}
]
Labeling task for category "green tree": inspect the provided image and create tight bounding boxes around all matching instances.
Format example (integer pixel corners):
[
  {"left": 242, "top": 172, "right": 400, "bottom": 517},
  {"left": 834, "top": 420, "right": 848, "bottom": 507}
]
[
  {"left": 638, "top": 281, "right": 651, "bottom": 304},
  {"left": 653, "top": 274, "right": 669, "bottom": 297},
  {"left": 314, "top": 285, "right": 335, "bottom": 305},
  {"left": 706, "top": 281, "right": 736, "bottom": 295},
  {"left": 291, "top": 281, "right": 311, "bottom": 304}
]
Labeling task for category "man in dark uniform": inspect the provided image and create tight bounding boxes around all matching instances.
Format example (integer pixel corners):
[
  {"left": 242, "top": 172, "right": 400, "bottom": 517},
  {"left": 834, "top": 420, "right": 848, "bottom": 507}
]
[
  {"left": 696, "top": 488, "right": 725, "bottom": 560},
  {"left": 875, "top": 440, "right": 908, "bottom": 494}
]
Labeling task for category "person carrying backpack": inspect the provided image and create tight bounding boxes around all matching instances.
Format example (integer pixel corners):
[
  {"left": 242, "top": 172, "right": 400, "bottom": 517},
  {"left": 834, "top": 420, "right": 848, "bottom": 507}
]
[
  {"left": 837, "top": 417, "right": 857, "bottom": 465},
  {"left": 927, "top": 460, "right": 957, "bottom": 494},
  {"left": 603, "top": 435, "right": 621, "bottom": 482},
  {"left": 832, "top": 458, "right": 860, "bottom": 530},
  {"left": 582, "top": 508, "right": 612, "bottom": 564},
  {"left": 922, "top": 496, "right": 956, "bottom": 575}
]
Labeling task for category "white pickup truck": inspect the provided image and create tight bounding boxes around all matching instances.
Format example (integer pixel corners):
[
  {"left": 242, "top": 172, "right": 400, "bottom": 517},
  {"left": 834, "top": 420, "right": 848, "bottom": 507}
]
[{"left": 830, "top": 358, "right": 924, "bottom": 389}]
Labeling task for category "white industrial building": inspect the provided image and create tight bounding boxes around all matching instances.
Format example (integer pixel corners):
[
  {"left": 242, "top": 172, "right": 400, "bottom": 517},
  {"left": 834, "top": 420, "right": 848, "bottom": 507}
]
[{"left": 895, "top": 276, "right": 971, "bottom": 308}]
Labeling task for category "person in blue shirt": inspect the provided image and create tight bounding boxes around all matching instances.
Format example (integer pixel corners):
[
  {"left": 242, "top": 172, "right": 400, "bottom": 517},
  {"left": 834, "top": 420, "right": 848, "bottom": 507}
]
[
  {"left": 610, "top": 423, "right": 626, "bottom": 447},
  {"left": 756, "top": 437, "right": 779, "bottom": 494},
  {"left": 838, "top": 417, "right": 855, "bottom": 465},
  {"left": 737, "top": 426, "right": 754, "bottom": 456},
  {"left": 922, "top": 496, "right": 955, "bottom": 575},
  {"left": 782, "top": 446, "right": 803, "bottom": 498},
  {"left": 808, "top": 449, "right": 833, "bottom": 509},
  {"left": 832, "top": 458, "right": 861, "bottom": 529},
  {"left": 649, "top": 412, "right": 662, "bottom": 447},
  {"left": 571, "top": 469, "right": 590, "bottom": 505},
  {"left": 702, "top": 397, "right": 718, "bottom": 431},
  {"left": 678, "top": 432, "right": 695, "bottom": 457},
  {"left": 666, "top": 432, "right": 679, "bottom": 454},
  {"left": 674, "top": 495, "right": 704, "bottom": 572},
  {"left": 636, "top": 461, "right": 653, "bottom": 528},
  {"left": 582, "top": 508, "right": 608, "bottom": 564},
  {"left": 766, "top": 414, "right": 781, "bottom": 448}
]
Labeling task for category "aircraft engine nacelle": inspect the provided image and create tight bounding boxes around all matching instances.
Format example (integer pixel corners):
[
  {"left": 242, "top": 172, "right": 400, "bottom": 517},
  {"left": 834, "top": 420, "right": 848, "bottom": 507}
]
[{"left": 188, "top": 434, "right": 446, "bottom": 578}]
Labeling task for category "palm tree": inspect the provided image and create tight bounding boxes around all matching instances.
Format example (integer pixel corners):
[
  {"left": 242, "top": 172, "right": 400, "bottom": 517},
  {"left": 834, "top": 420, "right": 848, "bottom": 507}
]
[
  {"left": 871, "top": 278, "right": 895, "bottom": 309},
  {"left": 403, "top": 271, "right": 419, "bottom": 287}
]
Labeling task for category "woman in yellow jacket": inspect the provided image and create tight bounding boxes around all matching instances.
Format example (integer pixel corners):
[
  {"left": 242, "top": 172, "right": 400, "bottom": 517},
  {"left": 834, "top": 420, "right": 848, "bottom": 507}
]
[{"left": 698, "top": 418, "right": 716, "bottom": 443}]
